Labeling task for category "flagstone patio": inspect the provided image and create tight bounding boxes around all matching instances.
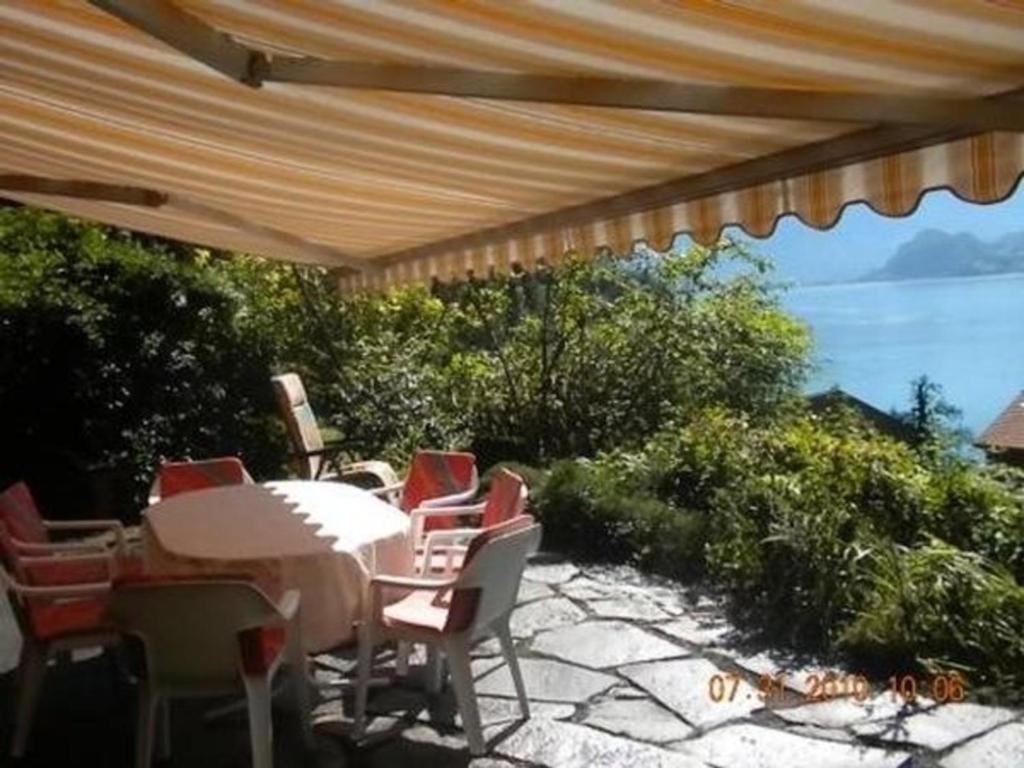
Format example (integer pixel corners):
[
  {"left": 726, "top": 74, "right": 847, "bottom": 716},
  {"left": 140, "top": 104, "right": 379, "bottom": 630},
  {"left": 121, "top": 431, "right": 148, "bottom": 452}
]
[{"left": 1, "top": 555, "right": 1022, "bottom": 767}]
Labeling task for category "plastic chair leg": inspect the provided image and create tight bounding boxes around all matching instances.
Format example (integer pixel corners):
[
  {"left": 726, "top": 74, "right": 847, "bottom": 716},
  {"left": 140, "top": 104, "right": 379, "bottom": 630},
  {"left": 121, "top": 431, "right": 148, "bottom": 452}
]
[
  {"left": 445, "top": 638, "right": 484, "bottom": 756},
  {"left": 426, "top": 646, "right": 445, "bottom": 694},
  {"left": 243, "top": 675, "right": 274, "bottom": 768},
  {"left": 11, "top": 644, "right": 47, "bottom": 758},
  {"left": 354, "top": 622, "right": 374, "bottom": 739},
  {"left": 496, "top": 621, "right": 530, "bottom": 719},
  {"left": 288, "top": 636, "right": 313, "bottom": 747},
  {"left": 134, "top": 685, "right": 159, "bottom": 768},
  {"left": 157, "top": 698, "right": 171, "bottom": 761},
  {"left": 395, "top": 640, "right": 411, "bottom": 676}
]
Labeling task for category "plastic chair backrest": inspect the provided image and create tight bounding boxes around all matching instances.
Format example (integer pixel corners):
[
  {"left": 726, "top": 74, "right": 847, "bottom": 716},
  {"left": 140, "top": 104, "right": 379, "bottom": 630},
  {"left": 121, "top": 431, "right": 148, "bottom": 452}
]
[
  {"left": 480, "top": 469, "right": 527, "bottom": 528},
  {"left": 155, "top": 457, "right": 253, "bottom": 500},
  {"left": 0, "top": 523, "right": 38, "bottom": 639},
  {"left": 271, "top": 373, "right": 325, "bottom": 479},
  {"left": 402, "top": 450, "right": 478, "bottom": 514},
  {"left": 0, "top": 482, "right": 47, "bottom": 545},
  {"left": 444, "top": 520, "right": 540, "bottom": 635},
  {"left": 108, "top": 579, "right": 281, "bottom": 691}
]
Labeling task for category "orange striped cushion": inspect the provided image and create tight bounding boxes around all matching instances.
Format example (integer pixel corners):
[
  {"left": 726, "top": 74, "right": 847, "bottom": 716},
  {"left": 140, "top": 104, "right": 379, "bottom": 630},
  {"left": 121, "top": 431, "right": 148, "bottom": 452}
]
[
  {"left": 158, "top": 457, "right": 248, "bottom": 499},
  {"left": 29, "top": 597, "right": 109, "bottom": 640},
  {"left": 0, "top": 482, "right": 47, "bottom": 544}
]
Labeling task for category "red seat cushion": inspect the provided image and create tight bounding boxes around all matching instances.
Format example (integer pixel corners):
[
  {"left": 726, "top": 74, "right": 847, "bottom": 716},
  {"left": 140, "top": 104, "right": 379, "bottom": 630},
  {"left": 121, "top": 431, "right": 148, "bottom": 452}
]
[
  {"left": 0, "top": 482, "right": 48, "bottom": 545},
  {"left": 29, "top": 597, "right": 110, "bottom": 640},
  {"left": 401, "top": 452, "right": 477, "bottom": 532},
  {"left": 157, "top": 458, "right": 249, "bottom": 500},
  {"left": 481, "top": 470, "right": 527, "bottom": 528},
  {"left": 238, "top": 626, "right": 287, "bottom": 675},
  {"left": 22, "top": 557, "right": 111, "bottom": 586}
]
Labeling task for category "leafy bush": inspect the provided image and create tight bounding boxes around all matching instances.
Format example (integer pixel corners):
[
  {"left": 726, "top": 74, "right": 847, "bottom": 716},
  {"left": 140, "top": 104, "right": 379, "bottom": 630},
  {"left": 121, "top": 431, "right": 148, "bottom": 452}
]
[
  {"left": 0, "top": 209, "right": 285, "bottom": 517},
  {"left": 841, "top": 540, "right": 1024, "bottom": 689},
  {"left": 536, "top": 458, "right": 706, "bottom": 581}
]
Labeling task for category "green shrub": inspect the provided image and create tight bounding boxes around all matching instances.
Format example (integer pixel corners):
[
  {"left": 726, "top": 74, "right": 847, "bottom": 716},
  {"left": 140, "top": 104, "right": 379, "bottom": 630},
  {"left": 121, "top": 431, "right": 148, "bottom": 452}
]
[
  {"left": 841, "top": 540, "right": 1024, "bottom": 689},
  {"left": 535, "top": 459, "right": 705, "bottom": 581},
  {"left": 0, "top": 210, "right": 286, "bottom": 518}
]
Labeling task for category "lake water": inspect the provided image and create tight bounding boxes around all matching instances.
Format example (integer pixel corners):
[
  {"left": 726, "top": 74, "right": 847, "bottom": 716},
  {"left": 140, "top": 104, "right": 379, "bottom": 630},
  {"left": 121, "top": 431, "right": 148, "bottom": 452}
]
[{"left": 782, "top": 273, "right": 1024, "bottom": 438}]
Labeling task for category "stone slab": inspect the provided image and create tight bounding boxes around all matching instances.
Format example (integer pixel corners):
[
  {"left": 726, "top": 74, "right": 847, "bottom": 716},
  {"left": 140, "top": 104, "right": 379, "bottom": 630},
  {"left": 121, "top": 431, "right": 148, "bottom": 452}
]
[
  {"left": 471, "top": 637, "right": 502, "bottom": 658},
  {"left": 532, "top": 620, "right": 686, "bottom": 669},
  {"left": 941, "top": 722, "right": 1024, "bottom": 768},
  {"left": 774, "top": 693, "right": 920, "bottom": 729},
  {"left": 466, "top": 696, "right": 575, "bottom": 729},
  {"left": 559, "top": 577, "right": 620, "bottom": 601},
  {"left": 675, "top": 723, "right": 911, "bottom": 768},
  {"left": 852, "top": 702, "right": 1018, "bottom": 751},
  {"left": 588, "top": 597, "right": 671, "bottom": 622},
  {"left": 726, "top": 649, "right": 839, "bottom": 695},
  {"left": 658, "top": 616, "right": 734, "bottom": 647},
  {"left": 583, "top": 697, "right": 696, "bottom": 743},
  {"left": 495, "top": 718, "right": 710, "bottom": 768},
  {"left": 510, "top": 597, "right": 587, "bottom": 639},
  {"left": 621, "top": 657, "right": 760, "bottom": 728},
  {"left": 524, "top": 562, "right": 579, "bottom": 584},
  {"left": 475, "top": 657, "right": 617, "bottom": 703},
  {"left": 518, "top": 580, "right": 556, "bottom": 603}
]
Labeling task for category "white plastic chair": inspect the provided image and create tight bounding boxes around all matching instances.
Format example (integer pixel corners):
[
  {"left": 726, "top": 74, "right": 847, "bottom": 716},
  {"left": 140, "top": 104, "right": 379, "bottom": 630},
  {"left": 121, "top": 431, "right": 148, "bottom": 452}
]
[
  {"left": 413, "top": 468, "right": 528, "bottom": 575},
  {"left": 368, "top": 451, "right": 480, "bottom": 525},
  {"left": 0, "top": 480, "right": 128, "bottom": 558},
  {"left": 108, "top": 578, "right": 312, "bottom": 768},
  {"left": 0, "top": 522, "right": 119, "bottom": 757},
  {"left": 355, "top": 519, "right": 542, "bottom": 755}
]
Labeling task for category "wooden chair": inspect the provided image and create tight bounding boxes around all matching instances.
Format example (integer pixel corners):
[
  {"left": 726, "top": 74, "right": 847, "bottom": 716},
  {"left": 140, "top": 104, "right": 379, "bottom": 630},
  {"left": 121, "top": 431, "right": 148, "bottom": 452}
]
[
  {"left": 355, "top": 519, "right": 541, "bottom": 755},
  {"left": 108, "top": 576, "right": 311, "bottom": 768},
  {"left": 0, "top": 522, "right": 119, "bottom": 758},
  {"left": 271, "top": 372, "right": 396, "bottom": 486}
]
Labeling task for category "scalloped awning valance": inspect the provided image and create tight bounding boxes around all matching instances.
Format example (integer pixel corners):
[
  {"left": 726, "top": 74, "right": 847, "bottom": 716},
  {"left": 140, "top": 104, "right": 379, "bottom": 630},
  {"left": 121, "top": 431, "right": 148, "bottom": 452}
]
[{"left": 0, "top": 1, "right": 1022, "bottom": 292}]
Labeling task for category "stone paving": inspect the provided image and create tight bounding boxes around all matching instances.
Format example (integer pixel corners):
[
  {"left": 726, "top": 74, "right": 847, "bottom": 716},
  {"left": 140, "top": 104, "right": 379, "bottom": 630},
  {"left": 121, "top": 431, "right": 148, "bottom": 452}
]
[
  {"left": 2, "top": 555, "right": 1022, "bottom": 766},
  {"left": 339, "top": 556, "right": 1024, "bottom": 768}
]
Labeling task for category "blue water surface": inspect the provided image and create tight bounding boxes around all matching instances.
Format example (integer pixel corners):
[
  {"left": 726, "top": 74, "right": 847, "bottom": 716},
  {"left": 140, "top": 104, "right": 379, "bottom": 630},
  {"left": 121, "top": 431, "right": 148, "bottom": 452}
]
[{"left": 782, "top": 273, "right": 1024, "bottom": 437}]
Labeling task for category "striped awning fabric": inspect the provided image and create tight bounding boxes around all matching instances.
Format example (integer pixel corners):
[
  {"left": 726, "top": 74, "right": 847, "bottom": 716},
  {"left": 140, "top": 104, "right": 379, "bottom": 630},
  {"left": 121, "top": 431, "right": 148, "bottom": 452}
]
[{"left": 0, "top": 1, "right": 1022, "bottom": 292}]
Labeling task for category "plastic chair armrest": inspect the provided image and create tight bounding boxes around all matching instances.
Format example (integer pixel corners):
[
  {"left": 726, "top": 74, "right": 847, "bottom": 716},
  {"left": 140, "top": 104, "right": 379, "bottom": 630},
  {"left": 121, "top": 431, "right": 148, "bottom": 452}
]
[
  {"left": 12, "top": 538, "right": 109, "bottom": 555},
  {"left": 44, "top": 519, "right": 126, "bottom": 549},
  {"left": 275, "top": 589, "right": 302, "bottom": 622},
  {"left": 409, "top": 502, "right": 486, "bottom": 518},
  {"left": 43, "top": 519, "right": 124, "bottom": 532},
  {"left": 417, "top": 486, "right": 479, "bottom": 509},
  {"left": 369, "top": 574, "right": 457, "bottom": 592},
  {"left": 420, "top": 529, "right": 476, "bottom": 575},
  {"left": 409, "top": 503, "right": 485, "bottom": 543},
  {"left": 369, "top": 480, "right": 405, "bottom": 498},
  {"left": 2, "top": 575, "right": 110, "bottom": 598}
]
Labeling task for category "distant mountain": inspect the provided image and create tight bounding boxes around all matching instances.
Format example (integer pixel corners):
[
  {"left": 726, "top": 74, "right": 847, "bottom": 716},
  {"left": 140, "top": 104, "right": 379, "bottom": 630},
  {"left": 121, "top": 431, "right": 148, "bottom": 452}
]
[{"left": 861, "top": 229, "right": 1024, "bottom": 282}]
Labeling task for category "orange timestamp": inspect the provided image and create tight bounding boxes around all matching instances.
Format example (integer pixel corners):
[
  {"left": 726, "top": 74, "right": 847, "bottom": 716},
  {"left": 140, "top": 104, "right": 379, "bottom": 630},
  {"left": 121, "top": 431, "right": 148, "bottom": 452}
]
[{"left": 708, "top": 670, "right": 967, "bottom": 704}]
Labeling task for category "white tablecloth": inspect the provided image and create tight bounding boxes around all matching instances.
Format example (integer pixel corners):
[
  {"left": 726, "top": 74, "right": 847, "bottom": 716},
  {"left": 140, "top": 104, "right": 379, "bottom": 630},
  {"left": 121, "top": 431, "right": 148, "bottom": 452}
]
[{"left": 142, "top": 481, "right": 413, "bottom": 652}]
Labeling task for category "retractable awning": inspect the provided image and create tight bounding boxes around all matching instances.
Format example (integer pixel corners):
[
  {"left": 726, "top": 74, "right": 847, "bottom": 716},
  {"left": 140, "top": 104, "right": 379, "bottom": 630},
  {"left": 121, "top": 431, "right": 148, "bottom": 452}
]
[{"left": 0, "top": 1, "right": 1022, "bottom": 292}]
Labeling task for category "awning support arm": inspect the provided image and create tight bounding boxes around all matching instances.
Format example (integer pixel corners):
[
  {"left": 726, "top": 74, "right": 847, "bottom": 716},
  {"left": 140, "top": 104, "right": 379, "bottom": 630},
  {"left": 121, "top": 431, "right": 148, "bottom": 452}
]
[
  {"left": 90, "top": 0, "right": 1024, "bottom": 131},
  {"left": 266, "top": 59, "right": 1024, "bottom": 132},
  {"left": 0, "top": 173, "right": 363, "bottom": 273}
]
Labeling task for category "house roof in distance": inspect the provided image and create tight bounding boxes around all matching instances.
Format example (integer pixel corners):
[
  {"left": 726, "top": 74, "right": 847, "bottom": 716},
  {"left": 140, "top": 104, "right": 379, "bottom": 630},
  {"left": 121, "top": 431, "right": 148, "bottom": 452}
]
[
  {"left": 976, "top": 391, "right": 1024, "bottom": 451},
  {"left": 807, "top": 388, "right": 915, "bottom": 444}
]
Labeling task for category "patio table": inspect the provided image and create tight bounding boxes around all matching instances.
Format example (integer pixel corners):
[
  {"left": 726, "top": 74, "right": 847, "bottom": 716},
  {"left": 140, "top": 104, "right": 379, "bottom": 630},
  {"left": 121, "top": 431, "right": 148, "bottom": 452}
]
[{"left": 141, "top": 480, "right": 413, "bottom": 652}]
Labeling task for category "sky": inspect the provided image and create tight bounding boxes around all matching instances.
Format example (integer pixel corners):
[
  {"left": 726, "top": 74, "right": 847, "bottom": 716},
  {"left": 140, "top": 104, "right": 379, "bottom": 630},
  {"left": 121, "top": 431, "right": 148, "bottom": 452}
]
[{"left": 677, "top": 182, "right": 1024, "bottom": 285}]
